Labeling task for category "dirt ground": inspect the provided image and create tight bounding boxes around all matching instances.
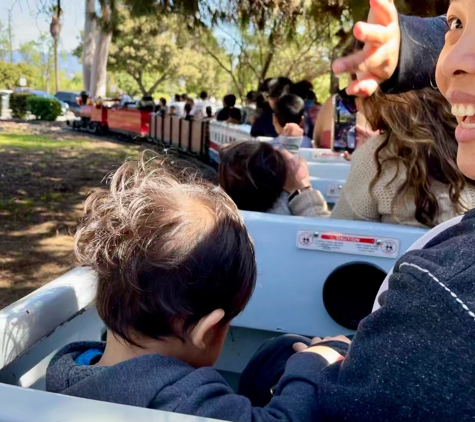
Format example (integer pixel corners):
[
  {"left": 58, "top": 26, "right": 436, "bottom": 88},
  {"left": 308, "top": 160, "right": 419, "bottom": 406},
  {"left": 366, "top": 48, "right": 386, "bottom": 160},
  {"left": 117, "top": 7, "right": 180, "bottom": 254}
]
[{"left": 0, "top": 120, "right": 216, "bottom": 309}]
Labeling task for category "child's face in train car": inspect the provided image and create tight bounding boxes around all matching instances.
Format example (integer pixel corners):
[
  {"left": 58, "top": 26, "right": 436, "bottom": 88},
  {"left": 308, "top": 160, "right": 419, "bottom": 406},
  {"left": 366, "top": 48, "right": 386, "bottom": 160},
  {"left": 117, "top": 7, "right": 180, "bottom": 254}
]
[{"left": 436, "top": 0, "right": 475, "bottom": 179}]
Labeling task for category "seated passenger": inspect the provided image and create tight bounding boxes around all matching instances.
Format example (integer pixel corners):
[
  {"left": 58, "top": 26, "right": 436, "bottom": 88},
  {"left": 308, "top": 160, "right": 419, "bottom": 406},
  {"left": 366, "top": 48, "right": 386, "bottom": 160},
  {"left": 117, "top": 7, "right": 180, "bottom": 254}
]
[
  {"left": 227, "top": 107, "right": 242, "bottom": 124},
  {"left": 332, "top": 88, "right": 475, "bottom": 227},
  {"left": 216, "top": 94, "right": 240, "bottom": 122},
  {"left": 219, "top": 141, "right": 330, "bottom": 217},
  {"left": 270, "top": 94, "right": 313, "bottom": 149},
  {"left": 45, "top": 155, "right": 337, "bottom": 421},
  {"left": 251, "top": 77, "right": 292, "bottom": 138}
]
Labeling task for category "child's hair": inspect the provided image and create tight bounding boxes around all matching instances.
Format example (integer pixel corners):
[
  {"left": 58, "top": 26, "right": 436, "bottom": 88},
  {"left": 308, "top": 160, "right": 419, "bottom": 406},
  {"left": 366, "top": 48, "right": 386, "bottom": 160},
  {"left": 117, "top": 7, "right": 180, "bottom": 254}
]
[
  {"left": 274, "top": 94, "right": 305, "bottom": 128},
  {"left": 206, "top": 106, "right": 213, "bottom": 118},
  {"left": 229, "top": 107, "right": 241, "bottom": 123},
  {"left": 223, "top": 94, "right": 237, "bottom": 107},
  {"left": 268, "top": 77, "right": 293, "bottom": 100},
  {"left": 74, "top": 154, "right": 257, "bottom": 345},
  {"left": 219, "top": 141, "right": 287, "bottom": 212}
]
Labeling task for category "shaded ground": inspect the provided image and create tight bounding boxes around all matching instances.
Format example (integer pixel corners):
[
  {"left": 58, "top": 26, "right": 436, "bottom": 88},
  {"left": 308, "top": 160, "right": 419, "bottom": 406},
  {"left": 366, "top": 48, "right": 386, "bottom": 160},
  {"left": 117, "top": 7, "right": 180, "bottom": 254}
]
[{"left": 0, "top": 121, "right": 216, "bottom": 309}]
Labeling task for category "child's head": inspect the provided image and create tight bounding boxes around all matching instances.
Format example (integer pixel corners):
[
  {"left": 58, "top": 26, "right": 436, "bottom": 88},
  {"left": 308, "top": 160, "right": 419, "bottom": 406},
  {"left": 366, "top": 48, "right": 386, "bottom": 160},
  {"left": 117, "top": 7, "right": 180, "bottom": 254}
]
[
  {"left": 228, "top": 107, "right": 241, "bottom": 124},
  {"left": 268, "top": 77, "right": 293, "bottom": 109},
  {"left": 170, "top": 105, "right": 176, "bottom": 115},
  {"left": 273, "top": 94, "right": 305, "bottom": 135},
  {"left": 219, "top": 141, "right": 287, "bottom": 212},
  {"left": 223, "top": 94, "right": 237, "bottom": 108},
  {"left": 75, "top": 155, "right": 257, "bottom": 367},
  {"left": 436, "top": 0, "right": 475, "bottom": 179}
]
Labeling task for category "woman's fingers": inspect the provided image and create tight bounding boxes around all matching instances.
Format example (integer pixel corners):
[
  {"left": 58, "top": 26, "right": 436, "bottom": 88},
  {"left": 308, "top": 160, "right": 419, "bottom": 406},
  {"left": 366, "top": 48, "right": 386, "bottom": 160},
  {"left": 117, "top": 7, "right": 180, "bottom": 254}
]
[
  {"left": 345, "top": 77, "right": 381, "bottom": 97},
  {"left": 369, "top": 0, "right": 398, "bottom": 27},
  {"left": 333, "top": 50, "right": 367, "bottom": 75},
  {"left": 354, "top": 22, "right": 392, "bottom": 46}
]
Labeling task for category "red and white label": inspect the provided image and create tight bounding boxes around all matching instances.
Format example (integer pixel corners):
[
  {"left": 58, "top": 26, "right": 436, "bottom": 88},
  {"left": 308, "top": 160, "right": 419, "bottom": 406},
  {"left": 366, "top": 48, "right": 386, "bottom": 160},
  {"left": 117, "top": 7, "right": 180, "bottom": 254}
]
[{"left": 297, "top": 231, "right": 399, "bottom": 259}]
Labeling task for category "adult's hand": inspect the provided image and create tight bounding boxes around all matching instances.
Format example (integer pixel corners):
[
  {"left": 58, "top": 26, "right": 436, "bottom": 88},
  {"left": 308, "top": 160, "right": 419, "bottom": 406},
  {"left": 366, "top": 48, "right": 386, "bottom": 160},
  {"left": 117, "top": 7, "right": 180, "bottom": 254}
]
[{"left": 332, "top": 0, "right": 401, "bottom": 97}]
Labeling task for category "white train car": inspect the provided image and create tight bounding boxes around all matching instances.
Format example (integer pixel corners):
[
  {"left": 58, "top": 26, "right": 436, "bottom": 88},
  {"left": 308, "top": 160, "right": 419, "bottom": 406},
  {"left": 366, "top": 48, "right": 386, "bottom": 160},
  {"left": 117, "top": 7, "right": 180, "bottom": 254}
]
[{"left": 0, "top": 211, "right": 427, "bottom": 421}]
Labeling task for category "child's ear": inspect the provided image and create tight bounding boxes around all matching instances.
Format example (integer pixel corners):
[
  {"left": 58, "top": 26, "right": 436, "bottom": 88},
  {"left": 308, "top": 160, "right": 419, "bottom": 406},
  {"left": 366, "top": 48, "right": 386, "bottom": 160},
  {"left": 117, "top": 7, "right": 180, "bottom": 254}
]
[{"left": 190, "top": 309, "right": 226, "bottom": 350}]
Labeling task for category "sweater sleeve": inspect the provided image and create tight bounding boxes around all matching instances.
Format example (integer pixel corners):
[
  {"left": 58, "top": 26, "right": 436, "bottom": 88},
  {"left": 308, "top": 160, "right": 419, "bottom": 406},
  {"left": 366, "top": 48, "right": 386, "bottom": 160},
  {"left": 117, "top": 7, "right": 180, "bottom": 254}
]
[
  {"left": 288, "top": 189, "right": 331, "bottom": 218},
  {"left": 174, "top": 353, "right": 329, "bottom": 422},
  {"left": 331, "top": 140, "right": 381, "bottom": 222},
  {"left": 381, "top": 15, "right": 448, "bottom": 93}
]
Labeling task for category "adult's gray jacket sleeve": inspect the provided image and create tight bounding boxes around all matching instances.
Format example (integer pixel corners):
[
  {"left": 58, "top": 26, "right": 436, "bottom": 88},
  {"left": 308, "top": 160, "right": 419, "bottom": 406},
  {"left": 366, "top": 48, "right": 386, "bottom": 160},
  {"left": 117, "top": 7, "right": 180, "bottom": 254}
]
[{"left": 381, "top": 15, "right": 448, "bottom": 93}]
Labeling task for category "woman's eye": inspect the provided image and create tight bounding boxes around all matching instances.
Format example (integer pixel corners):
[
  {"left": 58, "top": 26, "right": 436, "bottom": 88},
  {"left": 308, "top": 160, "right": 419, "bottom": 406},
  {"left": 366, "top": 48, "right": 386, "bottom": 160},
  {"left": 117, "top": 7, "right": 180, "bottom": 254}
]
[{"left": 448, "top": 17, "right": 463, "bottom": 30}]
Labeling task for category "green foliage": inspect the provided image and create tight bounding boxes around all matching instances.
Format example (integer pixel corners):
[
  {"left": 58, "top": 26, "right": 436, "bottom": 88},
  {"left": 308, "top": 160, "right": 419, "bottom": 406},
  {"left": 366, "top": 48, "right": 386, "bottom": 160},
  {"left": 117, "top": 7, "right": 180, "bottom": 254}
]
[
  {"left": 108, "top": 8, "right": 229, "bottom": 97},
  {"left": 0, "top": 61, "right": 36, "bottom": 90},
  {"left": 18, "top": 34, "right": 54, "bottom": 92},
  {"left": 27, "top": 96, "right": 62, "bottom": 121},
  {"left": 10, "top": 93, "right": 32, "bottom": 119}
]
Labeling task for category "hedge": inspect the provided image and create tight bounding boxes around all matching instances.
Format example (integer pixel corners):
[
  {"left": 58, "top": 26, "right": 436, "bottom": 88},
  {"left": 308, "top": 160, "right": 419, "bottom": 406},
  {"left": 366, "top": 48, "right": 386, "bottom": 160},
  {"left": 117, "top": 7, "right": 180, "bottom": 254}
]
[
  {"left": 27, "top": 96, "right": 62, "bottom": 121},
  {"left": 10, "top": 92, "right": 32, "bottom": 119}
]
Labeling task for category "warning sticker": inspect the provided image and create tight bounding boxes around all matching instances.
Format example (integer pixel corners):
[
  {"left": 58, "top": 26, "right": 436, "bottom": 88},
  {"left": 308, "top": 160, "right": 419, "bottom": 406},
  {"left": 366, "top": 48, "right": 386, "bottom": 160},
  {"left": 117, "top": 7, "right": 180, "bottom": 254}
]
[
  {"left": 326, "top": 184, "right": 343, "bottom": 199},
  {"left": 297, "top": 231, "right": 400, "bottom": 259}
]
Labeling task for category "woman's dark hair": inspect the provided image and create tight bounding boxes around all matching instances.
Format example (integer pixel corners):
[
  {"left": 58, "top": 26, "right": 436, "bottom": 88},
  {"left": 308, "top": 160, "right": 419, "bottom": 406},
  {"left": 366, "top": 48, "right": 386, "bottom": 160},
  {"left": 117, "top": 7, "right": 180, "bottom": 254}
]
[
  {"left": 363, "top": 88, "right": 472, "bottom": 227},
  {"left": 219, "top": 141, "right": 287, "bottom": 212}
]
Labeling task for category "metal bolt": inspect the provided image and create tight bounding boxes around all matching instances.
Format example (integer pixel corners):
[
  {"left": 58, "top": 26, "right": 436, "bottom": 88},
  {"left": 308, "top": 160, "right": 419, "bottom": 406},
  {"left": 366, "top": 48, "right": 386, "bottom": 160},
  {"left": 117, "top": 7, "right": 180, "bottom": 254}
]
[
  {"left": 376, "top": 239, "right": 382, "bottom": 246},
  {"left": 313, "top": 232, "right": 319, "bottom": 238}
]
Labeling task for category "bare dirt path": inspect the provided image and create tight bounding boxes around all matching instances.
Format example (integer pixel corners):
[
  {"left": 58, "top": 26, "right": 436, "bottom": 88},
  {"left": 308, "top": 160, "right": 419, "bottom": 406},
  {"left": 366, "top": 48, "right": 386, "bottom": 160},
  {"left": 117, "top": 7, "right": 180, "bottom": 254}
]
[{"left": 0, "top": 120, "right": 216, "bottom": 309}]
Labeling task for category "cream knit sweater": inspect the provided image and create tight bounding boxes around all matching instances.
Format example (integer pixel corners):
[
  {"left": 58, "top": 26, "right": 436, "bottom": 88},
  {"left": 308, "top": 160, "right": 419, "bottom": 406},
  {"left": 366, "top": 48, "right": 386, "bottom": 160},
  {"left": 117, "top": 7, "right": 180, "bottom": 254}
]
[{"left": 332, "top": 135, "right": 475, "bottom": 228}]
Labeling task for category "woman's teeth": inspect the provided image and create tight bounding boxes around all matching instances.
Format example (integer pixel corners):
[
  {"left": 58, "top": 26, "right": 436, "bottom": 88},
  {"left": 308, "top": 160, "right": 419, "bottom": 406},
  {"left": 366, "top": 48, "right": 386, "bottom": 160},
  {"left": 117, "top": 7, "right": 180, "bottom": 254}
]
[{"left": 452, "top": 104, "right": 475, "bottom": 117}]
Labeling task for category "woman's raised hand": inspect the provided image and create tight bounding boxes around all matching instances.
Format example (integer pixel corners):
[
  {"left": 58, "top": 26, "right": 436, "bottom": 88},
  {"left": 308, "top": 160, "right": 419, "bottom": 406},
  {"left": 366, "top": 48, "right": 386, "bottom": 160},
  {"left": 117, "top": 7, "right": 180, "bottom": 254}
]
[{"left": 332, "top": 0, "right": 401, "bottom": 97}]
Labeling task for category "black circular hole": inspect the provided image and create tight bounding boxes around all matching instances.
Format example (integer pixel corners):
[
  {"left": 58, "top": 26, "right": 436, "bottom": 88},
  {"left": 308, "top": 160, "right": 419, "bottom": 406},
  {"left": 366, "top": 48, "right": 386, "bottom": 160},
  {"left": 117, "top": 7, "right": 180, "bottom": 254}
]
[{"left": 323, "top": 262, "right": 386, "bottom": 330}]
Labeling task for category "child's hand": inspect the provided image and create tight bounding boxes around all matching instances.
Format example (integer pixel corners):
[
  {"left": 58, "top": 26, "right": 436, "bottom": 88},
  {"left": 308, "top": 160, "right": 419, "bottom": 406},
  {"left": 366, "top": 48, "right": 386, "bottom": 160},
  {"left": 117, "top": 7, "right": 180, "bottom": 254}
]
[
  {"left": 332, "top": 0, "right": 400, "bottom": 97},
  {"left": 293, "top": 335, "right": 352, "bottom": 352},
  {"left": 281, "top": 123, "right": 304, "bottom": 138},
  {"left": 281, "top": 150, "right": 311, "bottom": 193}
]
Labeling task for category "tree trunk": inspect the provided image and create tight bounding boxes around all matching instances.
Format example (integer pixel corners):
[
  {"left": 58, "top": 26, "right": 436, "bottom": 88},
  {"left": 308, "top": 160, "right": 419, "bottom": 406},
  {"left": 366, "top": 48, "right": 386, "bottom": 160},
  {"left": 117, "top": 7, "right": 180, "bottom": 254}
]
[
  {"left": 90, "top": 3, "right": 112, "bottom": 98},
  {"left": 54, "top": 40, "right": 59, "bottom": 92},
  {"left": 83, "top": 0, "right": 96, "bottom": 92}
]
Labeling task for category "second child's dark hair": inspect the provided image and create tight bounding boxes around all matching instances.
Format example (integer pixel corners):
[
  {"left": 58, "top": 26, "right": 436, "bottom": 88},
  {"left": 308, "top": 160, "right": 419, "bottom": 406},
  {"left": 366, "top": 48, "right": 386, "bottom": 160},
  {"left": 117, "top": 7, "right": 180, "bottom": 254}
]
[
  {"left": 200, "top": 91, "right": 208, "bottom": 100},
  {"left": 268, "top": 77, "right": 293, "bottom": 99},
  {"left": 75, "top": 154, "right": 257, "bottom": 346},
  {"left": 246, "top": 91, "right": 258, "bottom": 102},
  {"left": 174, "top": 94, "right": 181, "bottom": 102},
  {"left": 219, "top": 141, "right": 287, "bottom": 212},
  {"left": 274, "top": 94, "right": 305, "bottom": 128},
  {"left": 224, "top": 94, "right": 237, "bottom": 107}
]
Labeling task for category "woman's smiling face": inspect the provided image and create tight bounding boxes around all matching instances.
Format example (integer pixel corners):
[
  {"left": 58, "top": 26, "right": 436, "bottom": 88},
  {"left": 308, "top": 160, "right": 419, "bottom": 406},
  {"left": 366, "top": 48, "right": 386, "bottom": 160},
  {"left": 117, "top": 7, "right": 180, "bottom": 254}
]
[{"left": 436, "top": 0, "right": 475, "bottom": 179}]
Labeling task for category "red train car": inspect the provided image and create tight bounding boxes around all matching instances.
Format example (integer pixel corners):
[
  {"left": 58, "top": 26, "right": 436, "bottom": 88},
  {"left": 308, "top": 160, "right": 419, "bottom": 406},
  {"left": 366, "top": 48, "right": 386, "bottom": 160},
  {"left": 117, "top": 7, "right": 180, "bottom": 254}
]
[{"left": 107, "top": 108, "right": 150, "bottom": 137}]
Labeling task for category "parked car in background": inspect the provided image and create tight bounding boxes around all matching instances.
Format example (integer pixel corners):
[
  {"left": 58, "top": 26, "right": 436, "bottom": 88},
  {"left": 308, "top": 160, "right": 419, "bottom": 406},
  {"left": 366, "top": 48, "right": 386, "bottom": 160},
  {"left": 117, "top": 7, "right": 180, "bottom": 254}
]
[
  {"left": 14, "top": 89, "right": 69, "bottom": 116},
  {"left": 55, "top": 91, "right": 80, "bottom": 116}
]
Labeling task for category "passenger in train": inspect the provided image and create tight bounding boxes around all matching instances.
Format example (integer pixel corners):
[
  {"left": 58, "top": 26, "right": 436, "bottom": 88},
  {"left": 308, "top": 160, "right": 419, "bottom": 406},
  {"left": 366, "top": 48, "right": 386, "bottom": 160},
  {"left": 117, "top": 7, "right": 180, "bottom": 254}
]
[
  {"left": 276, "top": 1, "right": 475, "bottom": 420},
  {"left": 45, "top": 155, "right": 344, "bottom": 422},
  {"left": 332, "top": 88, "right": 475, "bottom": 227},
  {"left": 227, "top": 107, "right": 242, "bottom": 125},
  {"left": 251, "top": 77, "right": 292, "bottom": 138},
  {"left": 158, "top": 97, "right": 168, "bottom": 116},
  {"left": 219, "top": 140, "right": 330, "bottom": 217},
  {"left": 242, "top": 90, "right": 259, "bottom": 125},
  {"left": 289, "top": 80, "right": 321, "bottom": 138},
  {"left": 269, "top": 94, "right": 313, "bottom": 148},
  {"left": 216, "top": 94, "right": 239, "bottom": 122}
]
